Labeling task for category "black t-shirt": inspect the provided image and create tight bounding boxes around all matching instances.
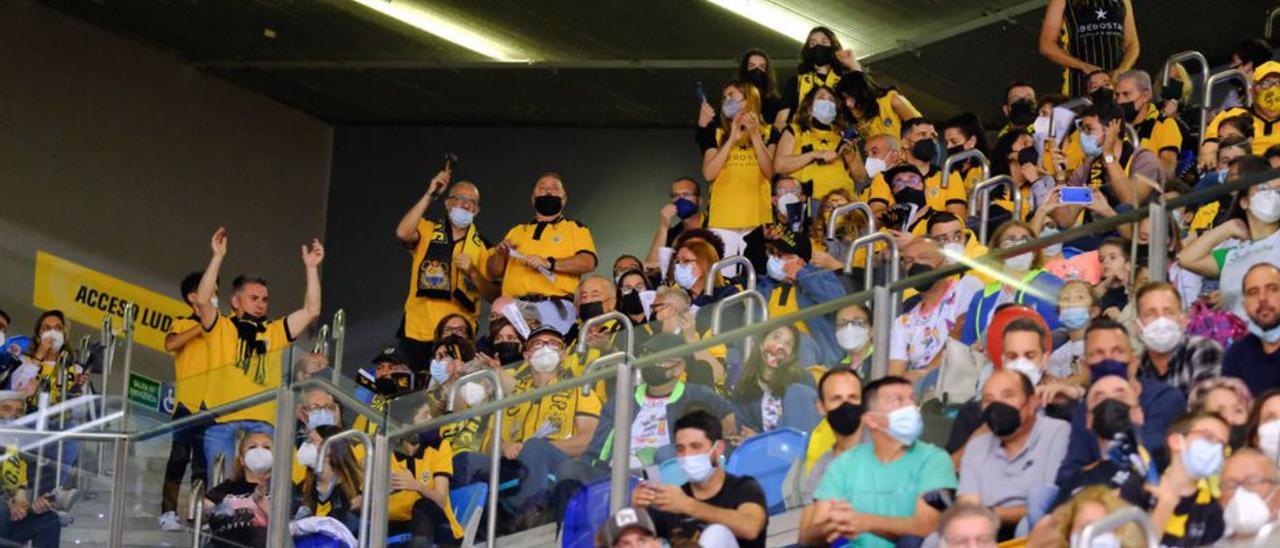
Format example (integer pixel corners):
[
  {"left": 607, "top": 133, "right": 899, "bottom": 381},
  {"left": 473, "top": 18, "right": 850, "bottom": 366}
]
[
  {"left": 206, "top": 479, "right": 269, "bottom": 548},
  {"left": 1160, "top": 491, "right": 1225, "bottom": 547},
  {"left": 649, "top": 473, "right": 768, "bottom": 548},
  {"left": 1222, "top": 334, "right": 1280, "bottom": 396},
  {"left": 1100, "top": 285, "right": 1128, "bottom": 313}
]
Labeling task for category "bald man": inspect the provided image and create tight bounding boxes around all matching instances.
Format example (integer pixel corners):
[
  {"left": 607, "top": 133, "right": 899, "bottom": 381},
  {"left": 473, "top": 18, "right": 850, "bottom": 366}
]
[
  {"left": 1223, "top": 262, "right": 1280, "bottom": 395},
  {"left": 395, "top": 173, "right": 499, "bottom": 367}
]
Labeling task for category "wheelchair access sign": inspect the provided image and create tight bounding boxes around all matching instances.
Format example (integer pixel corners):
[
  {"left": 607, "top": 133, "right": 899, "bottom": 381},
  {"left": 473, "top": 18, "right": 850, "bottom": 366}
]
[{"left": 126, "top": 372, "right": 176, "bottom": 415}]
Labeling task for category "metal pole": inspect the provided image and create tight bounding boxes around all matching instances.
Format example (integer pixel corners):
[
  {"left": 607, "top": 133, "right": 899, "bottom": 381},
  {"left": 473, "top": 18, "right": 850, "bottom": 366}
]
[
  {"left": 1269, "top": 6, "right": 1280, "bottom": 40},
  {"left": 871, "top": 286, "right": 891, "bottom": 381},
  {"left": 120, "top": 303, "right": 138, "bottom": 429},
  {"left": 1161, "top": 51, "right": 1209, "bottom": 104},
  {"left": 189, "top": 479, "right": 206, "bottom": 548},
  {"left": 54, "top": 351, "right": 70, "bottom": 488},
  {"left": 609, "top": 360, "right": 634, "bottom": 514},
  {"left": 316, "top": 429, "right": 374, "bottom": 548},
  {"left": 266, "top": 385, "right": 297, "bottom": 547},
  {"left": 331, "top": 309, "right": 346, "bottom": 384},
  {"left": 34, "top": 392, "right": 49, "bottom": 498},
  {"left": 576, "top": 311, "right": 635, "bottom": 361},
  {"left": 1077, "top": 506, "right": 1159, "bottom": 547},
  {"left": 967, "top": 175, "right": 1021, "bottom": 245},
  {"left": 366, "top": 434, "right": 391, "bottom": 548},
  {"left": 826, "top": 202, "right": 877, "bottom": 279},
  {"left": 107, "top": 436, "right": 130, "bottom": 547},
  {"left": 445, "top": 370, "right": 505, "bottom": 548},
  {"left": 1148, "top": 202, "right": 1169, "bottom": 283},
  {"left": 98, "top": 315, "right": 115, "bottom": 478},
  {"left": 939, "top": 149, "right": 991, "bottom": 189},
  {"left": 704, "top": 255, "right": 757, "bottom": 295},
  {"left": 1202, "top": 69, "right": 1253, "bottom": 145}
]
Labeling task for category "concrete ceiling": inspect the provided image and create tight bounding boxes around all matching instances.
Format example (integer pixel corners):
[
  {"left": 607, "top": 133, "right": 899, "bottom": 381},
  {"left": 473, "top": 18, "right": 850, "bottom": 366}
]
[{"left": 39, "top": 0, "right": 1279, "bottom": 128}]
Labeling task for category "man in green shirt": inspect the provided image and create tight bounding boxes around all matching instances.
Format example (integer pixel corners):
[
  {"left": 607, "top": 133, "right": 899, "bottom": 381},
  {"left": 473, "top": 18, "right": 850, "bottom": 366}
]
[{"left": 800, "top": 376, "right": 957, "bottom": 548}]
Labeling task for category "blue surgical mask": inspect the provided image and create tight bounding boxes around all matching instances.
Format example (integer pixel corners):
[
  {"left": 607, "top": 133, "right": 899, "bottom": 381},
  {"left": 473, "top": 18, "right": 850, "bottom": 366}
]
[
  {"left": 448, "top": 207, "right": 475, "bottom": 228},
  {"left": 1089, "top": 359, "right": 1129, "bottom": 382},
  {"left": 674, "top": 198, "right": 699, "bottom": 219},
  {"left": 766, "top": 255, "right": 788, "bottom": 282},
  {"left": 812, "top": 99, "right": 837, "bottom": 125},
  {"left": 887, "top": 405, "right": 923, "bottom": 446},
  {"left": 1059, "top": 306, "right": 1092, "bottom": 331},
  {"left": 722, "top": 98, "right": 743, "bottom": 119},
  {"left": 1080, "top": 132, "right": 1104, "bottom": 157},
  {"left": 1182, "top": 437, "right": 1224, "bottom": 480},
  {"left": 307, "top": 408, "right": 337, "bottom": 430},
  {"left": 1249, "top": 320, "right": 1280, "bottom": 344},
  {"left": 673, "top": 263, "right": 698, "bottom": 290},
  {"left": 429, "top": 359, "right": 451, "bottom": 384}
]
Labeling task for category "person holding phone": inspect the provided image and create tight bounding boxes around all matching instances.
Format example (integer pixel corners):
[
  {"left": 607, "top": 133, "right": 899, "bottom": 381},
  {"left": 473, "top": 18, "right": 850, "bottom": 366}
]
[{"left": 775, "top": 86, "right": 859, "bottom": 203}]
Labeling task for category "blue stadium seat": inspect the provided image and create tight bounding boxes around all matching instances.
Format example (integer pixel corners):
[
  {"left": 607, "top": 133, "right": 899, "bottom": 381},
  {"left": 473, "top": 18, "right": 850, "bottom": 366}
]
[
  {"left": 452, "top": 482, "right": 489, "bottom": 547},
  {"left": 725, "top": 428, "right": 807, "bottom": 515},
  {"left": 657, "top": 458, "right": 686, "bottom": 485},
  {"left": 561, "top": 476, "right": 639, "bottom": 548}
]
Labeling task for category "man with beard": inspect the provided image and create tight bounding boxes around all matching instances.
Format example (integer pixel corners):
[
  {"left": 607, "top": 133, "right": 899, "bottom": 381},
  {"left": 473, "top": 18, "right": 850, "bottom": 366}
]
[{"left": 1223, "top": 262, "right": 1280, "bottom": 395}]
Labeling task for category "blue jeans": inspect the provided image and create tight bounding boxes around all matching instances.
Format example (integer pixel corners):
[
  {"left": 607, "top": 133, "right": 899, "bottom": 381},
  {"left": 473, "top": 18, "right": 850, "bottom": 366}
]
[
  {"left": 509, "top": 438, "right": 571, "bottom": 513},
  {"left": 203, "top": 420, "right": 274, "bottom": 479}
]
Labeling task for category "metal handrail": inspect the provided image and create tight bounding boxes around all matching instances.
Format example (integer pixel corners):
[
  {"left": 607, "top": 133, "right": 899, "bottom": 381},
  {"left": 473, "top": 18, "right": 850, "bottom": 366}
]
[
  {"left": 710, "top": 291, "right": 769, "bottom": 336},
  {"left": 1058, "top": 97, "right": 1093, "bottom": 112},
  {"left": 315, "top": 429, "right": 375, "bottom": 548},
  {"left": 1161, "top": 50, "right": 1209, "bottom": 103},
  {"left": 576, "top": 311, "right": 635, "bottom": 362},
  {"left": 53, "top": 350, "right": 72, "bottom": 488},
  {"left": 847, "top": 232, "right": 901, "bottom": 287},
  {"left": 704, "top": 255, "right": 756, "bottom": 295},
  {"left": 827, "top": 202, "right": 877, "bottom": 280},
  {"left": 1268, "top": 5, "right": 1280, "bottom": 40},
  {"left": 580, "top": 351, "right": 626, "bottom": 396},
  {"left": 119, "top": 303, "right": 138, "bottom": 428},
  {"left": 1202, "top": 69, "right": 1253, "bottom": 145},
  {"left": 1077, "top": 506, "right": 1159, "bottom": 547},
  {"left": 189, "top": 478, "right": 206, "bottom": 548},
  {"left": 940, "top": 149, "right": 990, "bottom": 189},
  {"left": 313, "top": 324, "right": 330, "bottom": 356},
  {"left": 330, "top": 309, "right": 346, "bottom": 384},
  {"left": 446, "top": 369, "right": 504, "bottom": 547},
  {"left": 968, "top": 175, "right": 1021, "bottom": 245},
  {"left": 97, "top": 315, "right": 116, "bottom": 478}
]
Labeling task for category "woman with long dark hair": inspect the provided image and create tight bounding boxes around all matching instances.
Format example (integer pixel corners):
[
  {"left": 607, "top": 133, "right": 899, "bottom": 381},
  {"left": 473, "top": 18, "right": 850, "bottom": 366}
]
[
  {"left": 775, "top": 86, "right": 859, "bottom": 203},
  {"left": 732, "top": 325, "right": 820, "bottom": 435},
  {"left": 736, "top": 48, "right": 784, "bottom": 129},
  {"left": 775, "top": 27, "right": 860, "bottom": 128}
]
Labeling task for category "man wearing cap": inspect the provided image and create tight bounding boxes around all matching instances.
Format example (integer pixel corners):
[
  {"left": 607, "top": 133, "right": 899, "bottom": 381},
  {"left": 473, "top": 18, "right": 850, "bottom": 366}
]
[
  {"left": 500, "top": 326, "right": 601, "bottom": 525},
  {"left": 394, "top": 170, "right": 498, "bottom": 368},
  {"left": 0, "top": 390, "right": 61, "bottom": 547},
  {"left": 755, "top": 221, "right": 845, "bottom": 366},
  {"left": 1203, "top": 60, "right": 1280, "bottom": 163},
  {"left": 600, "top": 507, "right": 662, "bottom": 548},
  {"left": 352, "top": 346, "right": 422, "bottom": 434}
]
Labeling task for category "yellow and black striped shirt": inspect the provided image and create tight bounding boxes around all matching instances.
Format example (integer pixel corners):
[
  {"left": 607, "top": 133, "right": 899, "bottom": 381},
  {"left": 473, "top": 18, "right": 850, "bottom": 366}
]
[{"left": 1059, "top": 0, "right": 1126, "bottom": 96}]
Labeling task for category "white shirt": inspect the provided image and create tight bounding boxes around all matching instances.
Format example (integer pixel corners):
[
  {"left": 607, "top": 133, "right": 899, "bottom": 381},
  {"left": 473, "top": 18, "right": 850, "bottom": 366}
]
[
  {"left": 761, "top": 388, "right": 782, "bottom": 432},
  {"left": 630, "top": 394, "right": 671, "bottom": 469},
  {"left": 890, "top": 275, "right": 984, "bottom": 370},
  {"left": 1048, "top": 339, "right": 1085, "bottom": 379}
]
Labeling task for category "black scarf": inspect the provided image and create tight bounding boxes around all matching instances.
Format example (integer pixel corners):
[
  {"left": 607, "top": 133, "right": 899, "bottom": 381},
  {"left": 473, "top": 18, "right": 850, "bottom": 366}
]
[{"left": 415, "top": 221, "right": 478, "bottom": 313}]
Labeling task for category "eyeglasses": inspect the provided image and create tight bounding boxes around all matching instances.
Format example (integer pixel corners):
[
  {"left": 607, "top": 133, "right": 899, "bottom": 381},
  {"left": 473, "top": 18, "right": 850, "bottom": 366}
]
[
  {"left": 527, "top": 340, "right": 565, "bottom": 352},
  {"left": 441, "top": 326, "right": 469, "bottom": 337},
  {"left": 1221, "top": 476, "right": 1279, "bottom": 493}
]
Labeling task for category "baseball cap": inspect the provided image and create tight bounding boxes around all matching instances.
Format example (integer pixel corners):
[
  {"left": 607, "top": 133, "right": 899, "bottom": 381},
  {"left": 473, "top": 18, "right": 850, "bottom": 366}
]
[
  {"left": 1255, "top": 60, "right": 1280, "bottom": 82},
  {"left": 601, "top": 507, "right": 657, "bottom": 547},
  {"left": 525, "top": 325, "right": 565, "bottom": 346},
  {"left": 370, "top": 345, "right": 410, "bottom": 366}
]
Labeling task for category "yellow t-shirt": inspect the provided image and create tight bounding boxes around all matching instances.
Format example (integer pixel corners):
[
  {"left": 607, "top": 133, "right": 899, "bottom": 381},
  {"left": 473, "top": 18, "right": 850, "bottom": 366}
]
[
  {"left": 202, "top": 315, "right": 292, "bottom": 424},
  {"left": 867, "top": 166, "right": 968, "bottom": 222},
  {"left": 503, "top": 371, "right": 602, "bottom": 444},
  {"left": 387, "top": 439, "right": 463, "bottom": 539},
  {"left": 708, "top": 127, "right": 775, "bottom": 230},
  {"left": 168, "top": 315, "right": 207, "bottom": 412},
  {"left": 1133, "top": 104, "right": 1183, "bottom": 157},
  {"left": 786, "top": 125, "right": 854, "bottom": 201},
  {"left": 499, "top": 217, "right": 596, "bottom": 298},
  {"left": 1206, "top": 107, "right": 1280, "bottom": 154},
  {"left": 767, "top": 283, "right": 809, "bottom": 334},
  {"left": 855, "top": 90, "right": 921, "bottom": 140},
  {"left": 0, "top": 444, "right": 28, "bottom": 498},
  {"left": 403, "top": 219, "right": 492, "bottom": 342}
]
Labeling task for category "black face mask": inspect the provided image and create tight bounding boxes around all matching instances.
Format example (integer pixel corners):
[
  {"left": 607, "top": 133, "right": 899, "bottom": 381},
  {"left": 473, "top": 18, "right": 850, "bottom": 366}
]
[
  {"left": 907, "top": 262, "right": 934, "bottom": 278},
  {"left": 1017, "top": 146, "right": 1040, "bottom": 167},
  {"left": 826, "top": 401, "right": 864, "bottom": 436},
  {"left": 982, "top": 402, "right": 1023, "bottom": 438},
  {"left": 640, "top": 364, "right": 674, "bottom": 386},
  {"left": 1229, "top": 424, "right": 1250, "bottom": 450},
  {"left": 618, "top": 289, "right": 645, "bottom": 317},
  {"left": 807, "top": 45, "right": 834, "bottom": 67},
  {"left": 911, "top": 138, "right": 940, "bottom": 164},
  {"left": 745, "top": 68, "right": 768, "bottom": 92},
  {"left": 1119, "top": 101, "right": 1139, "bottom": 122},
  {"left": 1091, "top": 398, "right": 1133, "bottom": 441},
  {"left": 1090, "top": 87, "right": 1116, "bottom": 108},
  {"left": 376, "top": 371, "right": 415, "bottom": 397},
  {"left": 578, "top": 301, "right": 605, "bottom": 323},
  {"left": 1008, "top": 98, "right": 1037, "bottom": 126},
  {"left": 946, "top": 145, "right": 965, "bottom": 158},
  {"left": 534, "top": 195, "right": 563, "bottom": 216},
  {"left": 494, "top": 342, "right": 523, "bottom": 366}
]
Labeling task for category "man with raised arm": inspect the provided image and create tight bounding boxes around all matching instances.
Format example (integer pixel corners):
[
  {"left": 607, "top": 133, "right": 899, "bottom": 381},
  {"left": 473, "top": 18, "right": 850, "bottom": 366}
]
[{"left": 196, "top": 227, "right": 324, "bottom": 479}]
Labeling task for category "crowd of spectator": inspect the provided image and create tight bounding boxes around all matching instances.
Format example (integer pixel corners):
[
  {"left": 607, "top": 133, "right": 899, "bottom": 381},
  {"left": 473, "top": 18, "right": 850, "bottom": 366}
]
[{"left": 8, "top": 1, "right": 1280, "bottom": 547}]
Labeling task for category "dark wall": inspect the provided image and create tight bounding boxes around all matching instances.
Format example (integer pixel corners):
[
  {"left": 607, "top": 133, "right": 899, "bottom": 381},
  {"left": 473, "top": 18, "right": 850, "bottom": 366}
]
[
  {"left": 325, "top": 126, "right": 698, "bottom": 361},
  {"left": 0, "top": 1, "right": 333, "bottom": 380}
]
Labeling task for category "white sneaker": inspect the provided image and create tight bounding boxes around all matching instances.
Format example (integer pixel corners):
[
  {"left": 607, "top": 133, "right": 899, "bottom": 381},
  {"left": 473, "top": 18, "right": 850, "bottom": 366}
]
[{"left": 158, "top": 511, "right": 182, "bottom": 531}]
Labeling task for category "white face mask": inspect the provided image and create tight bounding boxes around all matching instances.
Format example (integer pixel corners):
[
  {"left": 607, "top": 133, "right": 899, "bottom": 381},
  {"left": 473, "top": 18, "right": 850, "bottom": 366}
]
[
  {"left": 942, "top": 242, "right": 966, "bottom": 264},
  {"left": 1040, "top": 226, "right": 1063, "bottom": 257},
  {"left": 448, "top": 206, "right": 475, "bottom": 227},
  {"left": 1140, "top": 316, "right": 1183, "bottom": 354},
  {"left": 1224, "top": 486, "right": 1276, "bottom": 536},
  {"left": 296, "top": 442, "right": 318, "bottom": 469},
  {"left": 677, "top": 446, "right": 718, "bottom": 483},
  {"left": 812, "top": 99, "right": 837, "bottom": 125},
  {"left": 1069, "top": 531, "right": 1122, "bottom": 548},
  {"left": 1259, "top": 419, "right": 1280, "bottom": 462},
  {"left": 835, "top": 323, "right": 869, "bottom": 352},
  {"left": 1004, "top": 253, "right": 1033, "bottom": 272},
  {"left": 1181, "top": 437, "right": 1224, "bottom": 480},
  {"left": 41, "top": 329, "right": 64, "bottom": 352},
  {"left": 766, "top": 255, "right": 788, "bottom": 282},
  {"left": 776, "top": 192, "right": 801, "bottom": 218},
  {"left": 864, "top": 157, "right": 888, "bottom": 180},
  {"left": 1004, "top": 357, "right": 1043, "bottom": 386},
  {"left": 243, "top": 447, "right": 273, "bottom": 475},
  {"left": 1251, "top": 189, "right": 1280, "bottom": 224},
  {"left": 673, "top": 263, "right": 698, "bottom": 290},
  {"left": 461, "top": 382, "right": 486, "bottom": 406},
  {"left": 529, "top": 346, "right": 561, "bottom": 374}
]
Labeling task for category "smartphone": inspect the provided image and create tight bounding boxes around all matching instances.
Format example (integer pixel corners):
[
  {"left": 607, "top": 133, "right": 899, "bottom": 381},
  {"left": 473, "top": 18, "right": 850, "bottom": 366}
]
[
  {"left": 1060, "top": 187, "right": 1093, "bottom": 205},
  {"left": 695, "top": 81, "right": 707, "bottom": 104}
]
